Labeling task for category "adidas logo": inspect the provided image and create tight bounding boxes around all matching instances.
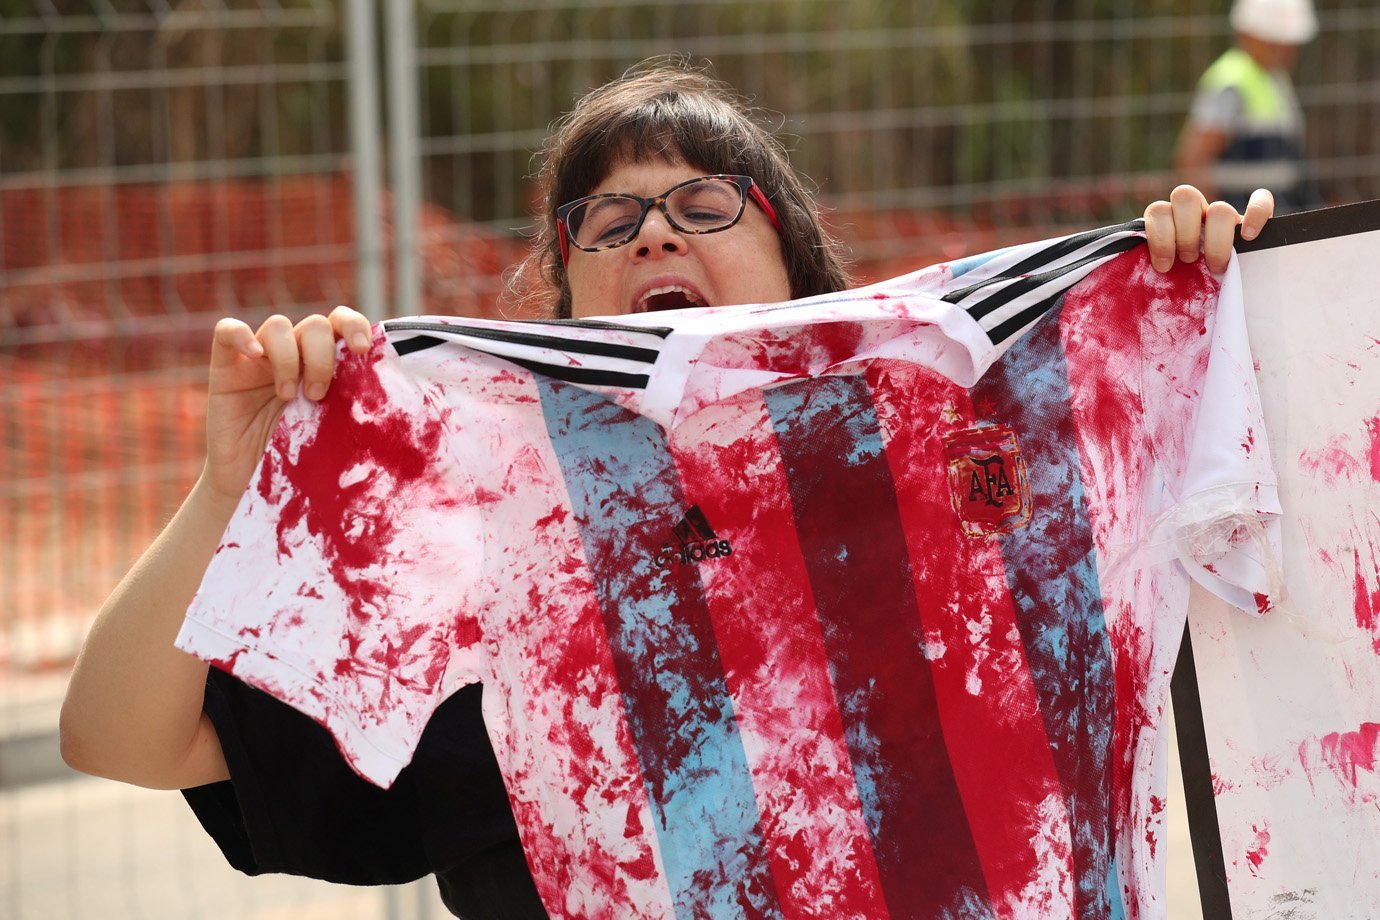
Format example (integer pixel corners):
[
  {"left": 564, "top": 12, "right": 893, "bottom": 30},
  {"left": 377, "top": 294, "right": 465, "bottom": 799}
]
[{"left": 654, "top": 504, "right": 733, "bottom": 568}]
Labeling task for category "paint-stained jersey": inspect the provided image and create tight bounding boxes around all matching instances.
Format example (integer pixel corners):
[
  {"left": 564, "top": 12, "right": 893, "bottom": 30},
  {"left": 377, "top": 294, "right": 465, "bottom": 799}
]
[{"left": 177, "top": 222, "right": 1282, "bottom": 920}]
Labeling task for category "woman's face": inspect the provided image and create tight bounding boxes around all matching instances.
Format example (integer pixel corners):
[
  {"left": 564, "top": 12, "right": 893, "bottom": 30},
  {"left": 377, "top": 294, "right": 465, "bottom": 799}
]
[{"left": 565, "top": 158, "right": 792, "bottom": 319}]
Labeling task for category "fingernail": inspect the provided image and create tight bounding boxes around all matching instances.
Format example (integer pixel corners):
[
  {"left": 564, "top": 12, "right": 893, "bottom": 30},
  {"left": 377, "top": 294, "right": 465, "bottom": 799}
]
[
  {"left": 1241, "top": 225, "right": 1258, "bottom": 241},
  {"left": 350, "top": 332, "right": 371, "bottom": 350},
  {"left": 1153, "top": 257, "right": 1171, "bottom": 273},
  {"left": 278, "top": 381, "right": 297, "bottom": 401},
  {"left": 307, "top": 382, "right": 328, "bottom": 401}
]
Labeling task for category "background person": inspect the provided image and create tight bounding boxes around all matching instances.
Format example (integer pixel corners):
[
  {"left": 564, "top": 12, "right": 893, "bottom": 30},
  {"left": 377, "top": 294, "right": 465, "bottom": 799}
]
[
  {"left": 59, "top": 60, "right": 1273, "bottom": 919},
  {"left": 1175, "top": 0, "right": 1322, "bottom": 213}
]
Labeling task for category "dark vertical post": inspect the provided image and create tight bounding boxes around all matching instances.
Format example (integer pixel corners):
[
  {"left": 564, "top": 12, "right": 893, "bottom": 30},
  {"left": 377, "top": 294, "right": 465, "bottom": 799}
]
[{"left": 1170, "top": 620, "right": 1234, "bottom": 920}]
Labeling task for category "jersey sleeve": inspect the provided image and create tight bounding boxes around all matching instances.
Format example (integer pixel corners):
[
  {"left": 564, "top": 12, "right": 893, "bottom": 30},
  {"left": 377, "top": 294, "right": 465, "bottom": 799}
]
[
  {"left": 1155, "top": 256, "right": 1284, "bottom": 613},
  {"left": 175, "top": 334, "right": 489, "bottom": 787}
]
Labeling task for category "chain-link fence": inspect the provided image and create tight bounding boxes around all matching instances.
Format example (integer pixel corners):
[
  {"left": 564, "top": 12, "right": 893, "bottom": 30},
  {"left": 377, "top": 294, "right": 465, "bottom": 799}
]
[{"left": 3, "top": 2, "right": 1379, "bottom": 917}]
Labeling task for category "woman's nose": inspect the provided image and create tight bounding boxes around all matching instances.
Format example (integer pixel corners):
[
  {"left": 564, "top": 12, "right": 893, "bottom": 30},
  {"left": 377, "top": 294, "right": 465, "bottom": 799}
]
[{"left": 631, "top": 209, "right": 687, "bottom": 259}]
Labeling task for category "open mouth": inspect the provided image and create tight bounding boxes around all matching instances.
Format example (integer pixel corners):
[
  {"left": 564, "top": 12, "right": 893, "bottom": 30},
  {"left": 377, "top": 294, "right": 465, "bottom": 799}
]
[{"left": 637, "top": 285, "right": 709, "bottom": 312}]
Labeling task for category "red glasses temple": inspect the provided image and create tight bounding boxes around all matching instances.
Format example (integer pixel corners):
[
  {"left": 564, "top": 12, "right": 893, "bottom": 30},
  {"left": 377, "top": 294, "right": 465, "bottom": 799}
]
[{"left": 746, "top": 183, "right": 783, "bottom": 236}]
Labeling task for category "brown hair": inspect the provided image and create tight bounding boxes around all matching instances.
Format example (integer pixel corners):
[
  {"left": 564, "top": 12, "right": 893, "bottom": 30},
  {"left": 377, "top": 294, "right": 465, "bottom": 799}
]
[{"left": 512, "top": 57, "right": 853, "bottom": 317}]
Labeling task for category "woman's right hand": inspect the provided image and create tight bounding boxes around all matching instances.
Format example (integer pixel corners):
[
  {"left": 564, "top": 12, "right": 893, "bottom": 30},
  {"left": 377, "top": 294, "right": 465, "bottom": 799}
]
[
  {"left": 202, "top": 305, "right": 374, "bottom": 504},
  {"left": 61, "top": 303, "right": 373, "bottom": 789}
]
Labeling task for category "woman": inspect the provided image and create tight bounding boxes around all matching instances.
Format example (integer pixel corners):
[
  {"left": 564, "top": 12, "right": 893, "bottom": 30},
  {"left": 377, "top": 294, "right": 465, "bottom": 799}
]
[{"left": 60, "top": 59, "right": 1274, "bottom": 918}]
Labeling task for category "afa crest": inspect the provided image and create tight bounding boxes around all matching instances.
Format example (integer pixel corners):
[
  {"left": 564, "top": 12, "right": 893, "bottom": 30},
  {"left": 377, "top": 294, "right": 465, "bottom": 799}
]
[{"left": 943, "top": 424, "right": 1032, "bottom": 536}]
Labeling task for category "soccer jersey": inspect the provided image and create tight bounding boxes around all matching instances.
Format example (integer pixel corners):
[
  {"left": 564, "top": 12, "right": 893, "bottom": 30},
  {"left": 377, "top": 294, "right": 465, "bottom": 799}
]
[{"left": 177, "top": 221, "right": 1282, "bottom": 920}]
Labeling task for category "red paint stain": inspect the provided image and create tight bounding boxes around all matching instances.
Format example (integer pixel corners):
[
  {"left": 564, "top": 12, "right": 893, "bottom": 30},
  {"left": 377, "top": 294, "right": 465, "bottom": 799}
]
[
  {"left": 267, "top": 343, "right": 446, "bottom": 622},
  {"left": 1354, "top": 548, "right": 1380, "bottom": 653},
  {"left": 1145, "top": 795, "right": 1166, "bottom": 860},
  {"left": 706, "top": 320, "right": 868, "bottom": 387},
  {"left": 1056, "top": 253, "right": 1207, "bottom": 860},
  {"left": 1245, "top": 823, "right": 1270, "bottom": 877},
  {"left": 452, "top": 618, "right": 482, "bottom": 650},
  {"left": 1366, "top": 417, "right": 1380, "bottom": 482},
  {"left": 204, "top": 648, "right": 247, "bottom": 672},
  {"left": 1317, "top": 722, "right": 1380, "bottom": 786},
  {"left": 1241, "top": 427, "right": 1255, "bottom": 455},
  {"left": 1249, "top": 752, "right": 1294, "bottom": 794},
  {"left": 1297, "top": 722, "right": 1380, "bottom": 809},
  {"left": 1297, "top": 438, "right": 1361, "bottom": 484},
  {"left": 470, "top": 485, "right": 504, "bottom": 505},
  {"left": 1254, "top": 591, "right": 1272, "bottom": 614},
  {"left": 622, "top": 801, "right": 642, "bottom": 839},
  {"left": 535, "top": 505, "right": 570, "bottom": 529}
]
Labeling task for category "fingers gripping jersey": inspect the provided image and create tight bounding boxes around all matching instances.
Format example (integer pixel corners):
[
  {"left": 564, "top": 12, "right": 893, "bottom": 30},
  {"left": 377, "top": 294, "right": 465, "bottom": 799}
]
[{"left": 177, "top": 222, "right": 1282, "bottom": 920}]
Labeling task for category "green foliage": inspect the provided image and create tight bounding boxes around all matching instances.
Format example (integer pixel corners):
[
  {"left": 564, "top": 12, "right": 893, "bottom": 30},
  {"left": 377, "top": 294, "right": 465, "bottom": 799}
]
[
  {"left": 4, "top": 1, "right": 1378, "bottom": 217},
  {"left": 0, "top": 0, "right": 347, "bottom": 175}
]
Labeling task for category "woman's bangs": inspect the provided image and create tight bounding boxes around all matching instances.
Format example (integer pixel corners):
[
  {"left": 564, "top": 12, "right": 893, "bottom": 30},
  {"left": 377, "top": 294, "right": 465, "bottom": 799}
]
[{"left": 595, "top": 100, "right": 751, "bottom": 186}]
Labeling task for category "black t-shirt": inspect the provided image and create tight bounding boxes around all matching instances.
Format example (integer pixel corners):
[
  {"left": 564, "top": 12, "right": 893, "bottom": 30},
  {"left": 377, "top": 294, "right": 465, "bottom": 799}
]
[{"left": 182, "top": 669, "right": 548, "bottom": 919}]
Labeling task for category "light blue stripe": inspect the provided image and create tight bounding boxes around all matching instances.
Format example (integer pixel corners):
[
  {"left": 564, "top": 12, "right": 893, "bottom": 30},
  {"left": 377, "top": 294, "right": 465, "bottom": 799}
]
[
  {"left": 535, "top": 377, "right": 779, "bottom": 919},
  {"left": 1107, "top": 856, "right": 1129, "bottom": 920},
  {"left": 949, "top": 246, "right": 1014, "bottom": 278}
]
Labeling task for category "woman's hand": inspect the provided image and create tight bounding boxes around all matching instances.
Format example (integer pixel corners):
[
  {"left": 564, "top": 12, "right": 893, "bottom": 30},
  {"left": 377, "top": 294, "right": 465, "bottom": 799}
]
[
  {"left": 61, "top": 304, "right": 373, "bottom": 789},
  {"left": 202, "top": 305, "right": 374, "bottom": 505},
  {"left": 1143, "top": 185, "right": 1275, "bottom": 275}
]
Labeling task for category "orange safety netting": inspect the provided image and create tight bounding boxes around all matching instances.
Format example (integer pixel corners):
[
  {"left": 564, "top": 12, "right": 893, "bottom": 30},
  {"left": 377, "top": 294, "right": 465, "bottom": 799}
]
[{"left": 1, "top": 175, "right": 1114, "bottom": 668}]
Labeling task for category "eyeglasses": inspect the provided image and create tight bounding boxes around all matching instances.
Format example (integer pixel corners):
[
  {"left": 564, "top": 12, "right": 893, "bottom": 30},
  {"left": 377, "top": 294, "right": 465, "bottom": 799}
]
[{"left": 556, "top": 174, "right": 782, "bottom": 264}]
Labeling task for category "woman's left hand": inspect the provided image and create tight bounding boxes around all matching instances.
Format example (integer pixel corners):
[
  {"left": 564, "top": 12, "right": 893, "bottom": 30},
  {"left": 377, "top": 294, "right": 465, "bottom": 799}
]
[{"left": 1143, "top": 186, "right": 1274, "bottom": 275}]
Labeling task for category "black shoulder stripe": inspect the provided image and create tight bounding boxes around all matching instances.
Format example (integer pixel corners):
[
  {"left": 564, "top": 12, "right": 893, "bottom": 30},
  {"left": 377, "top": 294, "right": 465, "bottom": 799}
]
[
  {"left": 385, "top": 320, "right": 661, "bottom": 364},
  {"left": 545, "top": 318, "right": 674, "bottom": 337},
  {"left": 389, "top": 332, "right": 651, "bottom": 388},
  {"left": 965, "top": 235, "right": 1145, "bottom": 325},
  {"left": 392, "top": 334, "right": 445, "bottom": 356},
  {"left": 996, "top": 218, "right": 1144, "bottom": 280},
  {"left": 983, "top": 295, "right": 1064, "bottom": 346},
  {"left": 943, "top": 220, "right": 1145, "bottom": 306},
  {"left": 499, "top": 355, "right": 650, "bottom": 389}
]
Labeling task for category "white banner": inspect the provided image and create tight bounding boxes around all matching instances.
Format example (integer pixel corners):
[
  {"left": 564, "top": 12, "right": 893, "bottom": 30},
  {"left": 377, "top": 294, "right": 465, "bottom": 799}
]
[{"left": 1185, "top": 199, "right": 1380, "bottom": 919}]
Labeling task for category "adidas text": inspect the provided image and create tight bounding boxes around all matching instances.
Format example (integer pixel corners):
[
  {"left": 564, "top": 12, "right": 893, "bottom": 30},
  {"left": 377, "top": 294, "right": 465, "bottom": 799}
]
[{"left": 655, "top": 539, "right": 733, "bottom": 568}]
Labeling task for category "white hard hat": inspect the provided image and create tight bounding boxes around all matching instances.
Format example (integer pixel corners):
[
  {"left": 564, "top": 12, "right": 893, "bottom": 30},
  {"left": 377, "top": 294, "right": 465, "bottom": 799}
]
[{"left": 1231, "top": 0, "right": 1318, "bottom": 44}]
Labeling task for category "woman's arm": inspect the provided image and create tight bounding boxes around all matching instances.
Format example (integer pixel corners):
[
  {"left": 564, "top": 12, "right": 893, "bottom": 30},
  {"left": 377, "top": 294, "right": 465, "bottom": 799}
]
[
  {"left": 60, "top": 306, "right": 374, "bottom": 790},
  {"left": 60, "top": 478, "right": 240, "bottom": 789}
]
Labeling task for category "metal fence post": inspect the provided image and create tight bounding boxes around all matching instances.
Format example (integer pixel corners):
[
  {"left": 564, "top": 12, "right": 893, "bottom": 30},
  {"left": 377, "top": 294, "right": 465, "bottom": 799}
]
[
  {"left": 344, "top": 0, "right": 385, "bottom": 321},
  {"left": 385, "top": 0, "right": 422, "bottom": 321}
]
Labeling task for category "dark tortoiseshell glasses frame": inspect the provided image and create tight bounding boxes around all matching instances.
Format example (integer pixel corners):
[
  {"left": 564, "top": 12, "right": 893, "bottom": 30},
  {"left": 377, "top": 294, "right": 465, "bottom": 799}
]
[{"left": 556, "top": 174, "right": 783, "bottom": 264}]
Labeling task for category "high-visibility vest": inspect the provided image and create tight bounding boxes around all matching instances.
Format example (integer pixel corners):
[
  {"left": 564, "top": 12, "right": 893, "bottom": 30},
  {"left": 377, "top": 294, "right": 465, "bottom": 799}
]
[{"left": 1193, "top": 48, "right": 1316, "bottom": 210}]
